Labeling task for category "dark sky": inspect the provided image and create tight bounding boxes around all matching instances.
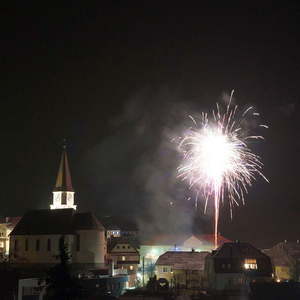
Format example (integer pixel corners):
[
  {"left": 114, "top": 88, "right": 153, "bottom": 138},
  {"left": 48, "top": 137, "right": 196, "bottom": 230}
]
[{"left": 1, "top": 2, "right": 299, "bottom": 248}]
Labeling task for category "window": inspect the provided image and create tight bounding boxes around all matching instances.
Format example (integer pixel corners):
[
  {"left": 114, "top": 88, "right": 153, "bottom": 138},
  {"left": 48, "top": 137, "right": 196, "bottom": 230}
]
[
  {"left": 129, "top": 265, "right": 133, "bottom": 270},
  {"left": 122, "top": 245, "right": 126, "bottom": 249},
  {"left": 0, "top": 241, "right": 4, "bottom": 248},
  {"left": 36, "top": 239, "right": 40, "bottom": 251},
  {"left": 162, "top": 267, "right": 169, "bottom": 273},
  {"left": 25, "top": 239, "right": 29, "bottom": 251},
  {"left": 244, "top": 258, "right": 257, "bottom": 270},
  {"left": 122, "top": 256, "right": 126, "bottom": 261},
  {"left": 61, "top": 193, "right": 67, "bottom": 205},
  {"left": 59, "top": 236, "right": 65, "bottom": 250},
  {"left": 47, "top": 238, "right": 51, "bottom": 251},
  {"left": 128, "top": 245, "right": 131, "bottom": 249},
  {"left": 14, "top": 239, "right": 18, "bottom": 251},
  {"left": 76, "top": 234, "right": 80, "bottom": 252}
]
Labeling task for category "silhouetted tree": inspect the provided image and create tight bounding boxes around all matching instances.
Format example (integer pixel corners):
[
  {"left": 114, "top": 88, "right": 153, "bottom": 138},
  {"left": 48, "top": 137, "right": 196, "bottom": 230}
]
[{"left": 44, "top": 236, "right": 83, "bottom": 300}]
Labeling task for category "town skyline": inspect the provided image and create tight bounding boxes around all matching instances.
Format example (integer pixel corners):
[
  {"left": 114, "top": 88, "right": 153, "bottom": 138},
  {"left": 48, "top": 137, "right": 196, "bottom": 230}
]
[{"left": 1, "top": 2, "right": 299, "bottom": 249}]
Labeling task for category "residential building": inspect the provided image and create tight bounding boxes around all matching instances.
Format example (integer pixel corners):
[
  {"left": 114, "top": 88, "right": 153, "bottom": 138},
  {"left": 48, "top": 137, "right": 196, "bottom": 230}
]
[
  {"left": 0, "top": 216, "right": 21, "bottom": 260},
  {"left": 205, "top": 241, "right": 273, "bottom": 293},
  {"left": 140, "top": 233, "right": 230, "bottom": 280},
  {"left": 263, "top": 240, "right": 300, "bottom": 281},
  {"left": 108, "top": 237, "right": 140, "bottom": 287},
  {"left": 155, "top": 250, "right": 209, "bottom": 289}
]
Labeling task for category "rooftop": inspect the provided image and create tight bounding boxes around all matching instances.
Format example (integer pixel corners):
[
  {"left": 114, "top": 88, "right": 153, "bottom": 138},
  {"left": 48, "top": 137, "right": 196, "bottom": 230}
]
[
  {"left": 141, "top": 233, "right": 230, "bottom": 246},
  {"left": 10, "top": 209, "right": 104, "bottom": 235},
  {"left": 212, "top": 242, "right": 268, "bottom": 258},
  {"left": 156, "top": 251, "right": 210, "bottom": 271}
]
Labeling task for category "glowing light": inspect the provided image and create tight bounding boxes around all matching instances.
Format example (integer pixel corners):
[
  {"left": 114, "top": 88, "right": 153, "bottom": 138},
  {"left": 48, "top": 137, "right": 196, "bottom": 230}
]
[
  {"left": 50, "top": 191, "right": 76, "bottom": 210},
  {"left": 177, "top": 91, "right": 268, "bottom": 248},
  {"left": 244, "top": 258, "right": 258, "bottom": 269}
]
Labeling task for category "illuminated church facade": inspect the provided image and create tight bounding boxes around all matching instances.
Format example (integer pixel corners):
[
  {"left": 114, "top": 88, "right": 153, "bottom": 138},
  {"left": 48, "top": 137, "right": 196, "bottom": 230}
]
[{"left": 9, "top": 149, "right": 106, "bottom": 269}]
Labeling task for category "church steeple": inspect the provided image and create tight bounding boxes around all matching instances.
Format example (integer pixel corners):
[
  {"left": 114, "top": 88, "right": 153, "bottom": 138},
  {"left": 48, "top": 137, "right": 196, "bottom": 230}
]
[{"left": 50, "top": 146, "right": 77, "bottom": 210}]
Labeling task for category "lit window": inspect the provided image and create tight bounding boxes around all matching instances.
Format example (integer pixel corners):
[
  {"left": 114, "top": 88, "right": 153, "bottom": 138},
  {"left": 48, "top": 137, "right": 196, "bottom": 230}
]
[
  {"left": 122, "top": 256, "right": 126, "bottom": 261},
  {"left": 130, "top": 265, "right": 133, "bottom": 270},
  {"left": 244, "top": 258, "right": 257, "bottom": 270},
  {"left": 0, "top": 241, "right": 4, "bottom": 248}
]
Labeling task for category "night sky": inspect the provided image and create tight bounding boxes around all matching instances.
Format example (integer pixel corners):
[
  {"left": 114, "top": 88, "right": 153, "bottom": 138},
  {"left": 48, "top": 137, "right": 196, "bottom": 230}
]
[{"left": 1, "top": 2, "right": 299, "bottom": 248}]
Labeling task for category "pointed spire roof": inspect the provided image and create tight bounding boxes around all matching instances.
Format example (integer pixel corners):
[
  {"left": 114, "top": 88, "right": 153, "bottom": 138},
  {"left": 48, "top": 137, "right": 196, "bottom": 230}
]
[{"left": 54, "top": 147, "right": 74, "bottom": 192}]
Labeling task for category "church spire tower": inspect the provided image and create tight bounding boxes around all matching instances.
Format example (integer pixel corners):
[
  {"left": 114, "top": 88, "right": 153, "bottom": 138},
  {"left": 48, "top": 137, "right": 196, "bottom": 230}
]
[{"left": 50, "top": 145, "right": 77, "bottom": 210}]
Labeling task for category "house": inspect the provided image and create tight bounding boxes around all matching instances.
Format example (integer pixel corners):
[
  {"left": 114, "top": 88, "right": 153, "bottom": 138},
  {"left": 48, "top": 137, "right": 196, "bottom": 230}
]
[
  {"left": 0, "top": 216, "right": 21, "bottom": 260},
  {"left": 101, "top": 216, "right": 138, "bottom": 240},
  {"left": 108, "top": 237, "right": 140, "bottom": 287},
  {"left": 139, "top": 233, "right": 230, "bottom": 284},
  {"left": 263, "top": 240, "right": 300, "bottom": 281},
  {"left": 140, "top": 234, "right": 230, "bottom": 269},
  {"left": 9, "top": 149, "right": 106, "bottom": 270},
  {"left": 155, "top": 250, "right": 210, "bottom": 289},
  {"left": 204, "top": 241, "right": 273, "bottom": 293}
]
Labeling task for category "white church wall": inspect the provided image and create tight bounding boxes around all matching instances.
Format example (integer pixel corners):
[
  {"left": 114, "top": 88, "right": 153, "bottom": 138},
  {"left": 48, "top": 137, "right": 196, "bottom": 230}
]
[
  {"left": 73, "top": 230, "right": 106, "bottom": 264},
  {"left": 9, "top": 234, "right": 74, "bottom": 264}
]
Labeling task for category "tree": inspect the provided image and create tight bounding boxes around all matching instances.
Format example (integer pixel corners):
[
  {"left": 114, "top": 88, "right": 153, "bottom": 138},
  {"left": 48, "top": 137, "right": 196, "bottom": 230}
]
[{"left": 44, "top": 236, "right": 83, "bottom": 300}]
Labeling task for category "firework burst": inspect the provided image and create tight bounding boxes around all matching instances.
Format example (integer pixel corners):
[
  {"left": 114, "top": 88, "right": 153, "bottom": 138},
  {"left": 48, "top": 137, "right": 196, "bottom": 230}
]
[{"left": 177, "top": 91, "right": 268, "bottom": 248}]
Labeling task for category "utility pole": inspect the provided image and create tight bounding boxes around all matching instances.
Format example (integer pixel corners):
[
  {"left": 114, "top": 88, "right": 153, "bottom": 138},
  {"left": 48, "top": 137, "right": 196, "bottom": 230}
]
[{"left": 142, "top": 256, "right": 145, "bottom": 287}]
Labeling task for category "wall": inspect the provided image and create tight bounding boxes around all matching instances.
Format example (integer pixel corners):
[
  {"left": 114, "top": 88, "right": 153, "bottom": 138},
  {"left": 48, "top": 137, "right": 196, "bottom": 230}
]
[
  {"left": 155, "top": 266, "right": 203, "bottom": 288},
  {"left": 72, "top": 229, "right": 106, "bottom": 265},
  {"left": 10, "top": 234, "right": 74, "bottom": 264}
]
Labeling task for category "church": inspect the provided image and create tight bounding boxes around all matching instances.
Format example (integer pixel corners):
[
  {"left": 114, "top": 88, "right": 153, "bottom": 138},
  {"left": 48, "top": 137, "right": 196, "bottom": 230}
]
[{"left": 9, "top": 149, "right": 107, "bottom": 270}]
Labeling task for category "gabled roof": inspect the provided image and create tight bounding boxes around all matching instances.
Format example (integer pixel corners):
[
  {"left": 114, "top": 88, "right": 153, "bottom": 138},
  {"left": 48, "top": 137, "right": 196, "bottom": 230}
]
[
  {"left": 108, "top": 237, "right": 139, "bottom": 252},
  {"left": 212, "top": 242, "right": 267, "bottom": 258},
  {"left": 54, "top": 149, "right": 73, "bottom": 192},
  {"left": 264, "top": 241, "right": 300, "bottom": 266},
  {"left": 141, "top": 234, "right": 230, "bottom": 247},
  {"left": 0, "top": 216, "right": 21, "bottom": 229},
  {"left": 73, "top": 212, "right": 105, "bottom": 231},
  {"left": 10, "top": 209, "right": 104, "bottom": 236},
  {"left": 156, "top": 251, "right": 209, "bottom": 271}
]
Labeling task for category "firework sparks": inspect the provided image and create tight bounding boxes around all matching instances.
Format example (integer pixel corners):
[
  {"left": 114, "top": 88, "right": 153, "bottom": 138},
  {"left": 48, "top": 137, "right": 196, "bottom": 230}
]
[{"left": 177, "top": 91, "right": 268, "bottom": 248}]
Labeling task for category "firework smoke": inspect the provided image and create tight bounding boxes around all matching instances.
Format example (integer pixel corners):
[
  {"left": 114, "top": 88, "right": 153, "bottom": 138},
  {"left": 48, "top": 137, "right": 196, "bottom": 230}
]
[{"left": 177, "top": 91, "right": 268, "bottom": 248}]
